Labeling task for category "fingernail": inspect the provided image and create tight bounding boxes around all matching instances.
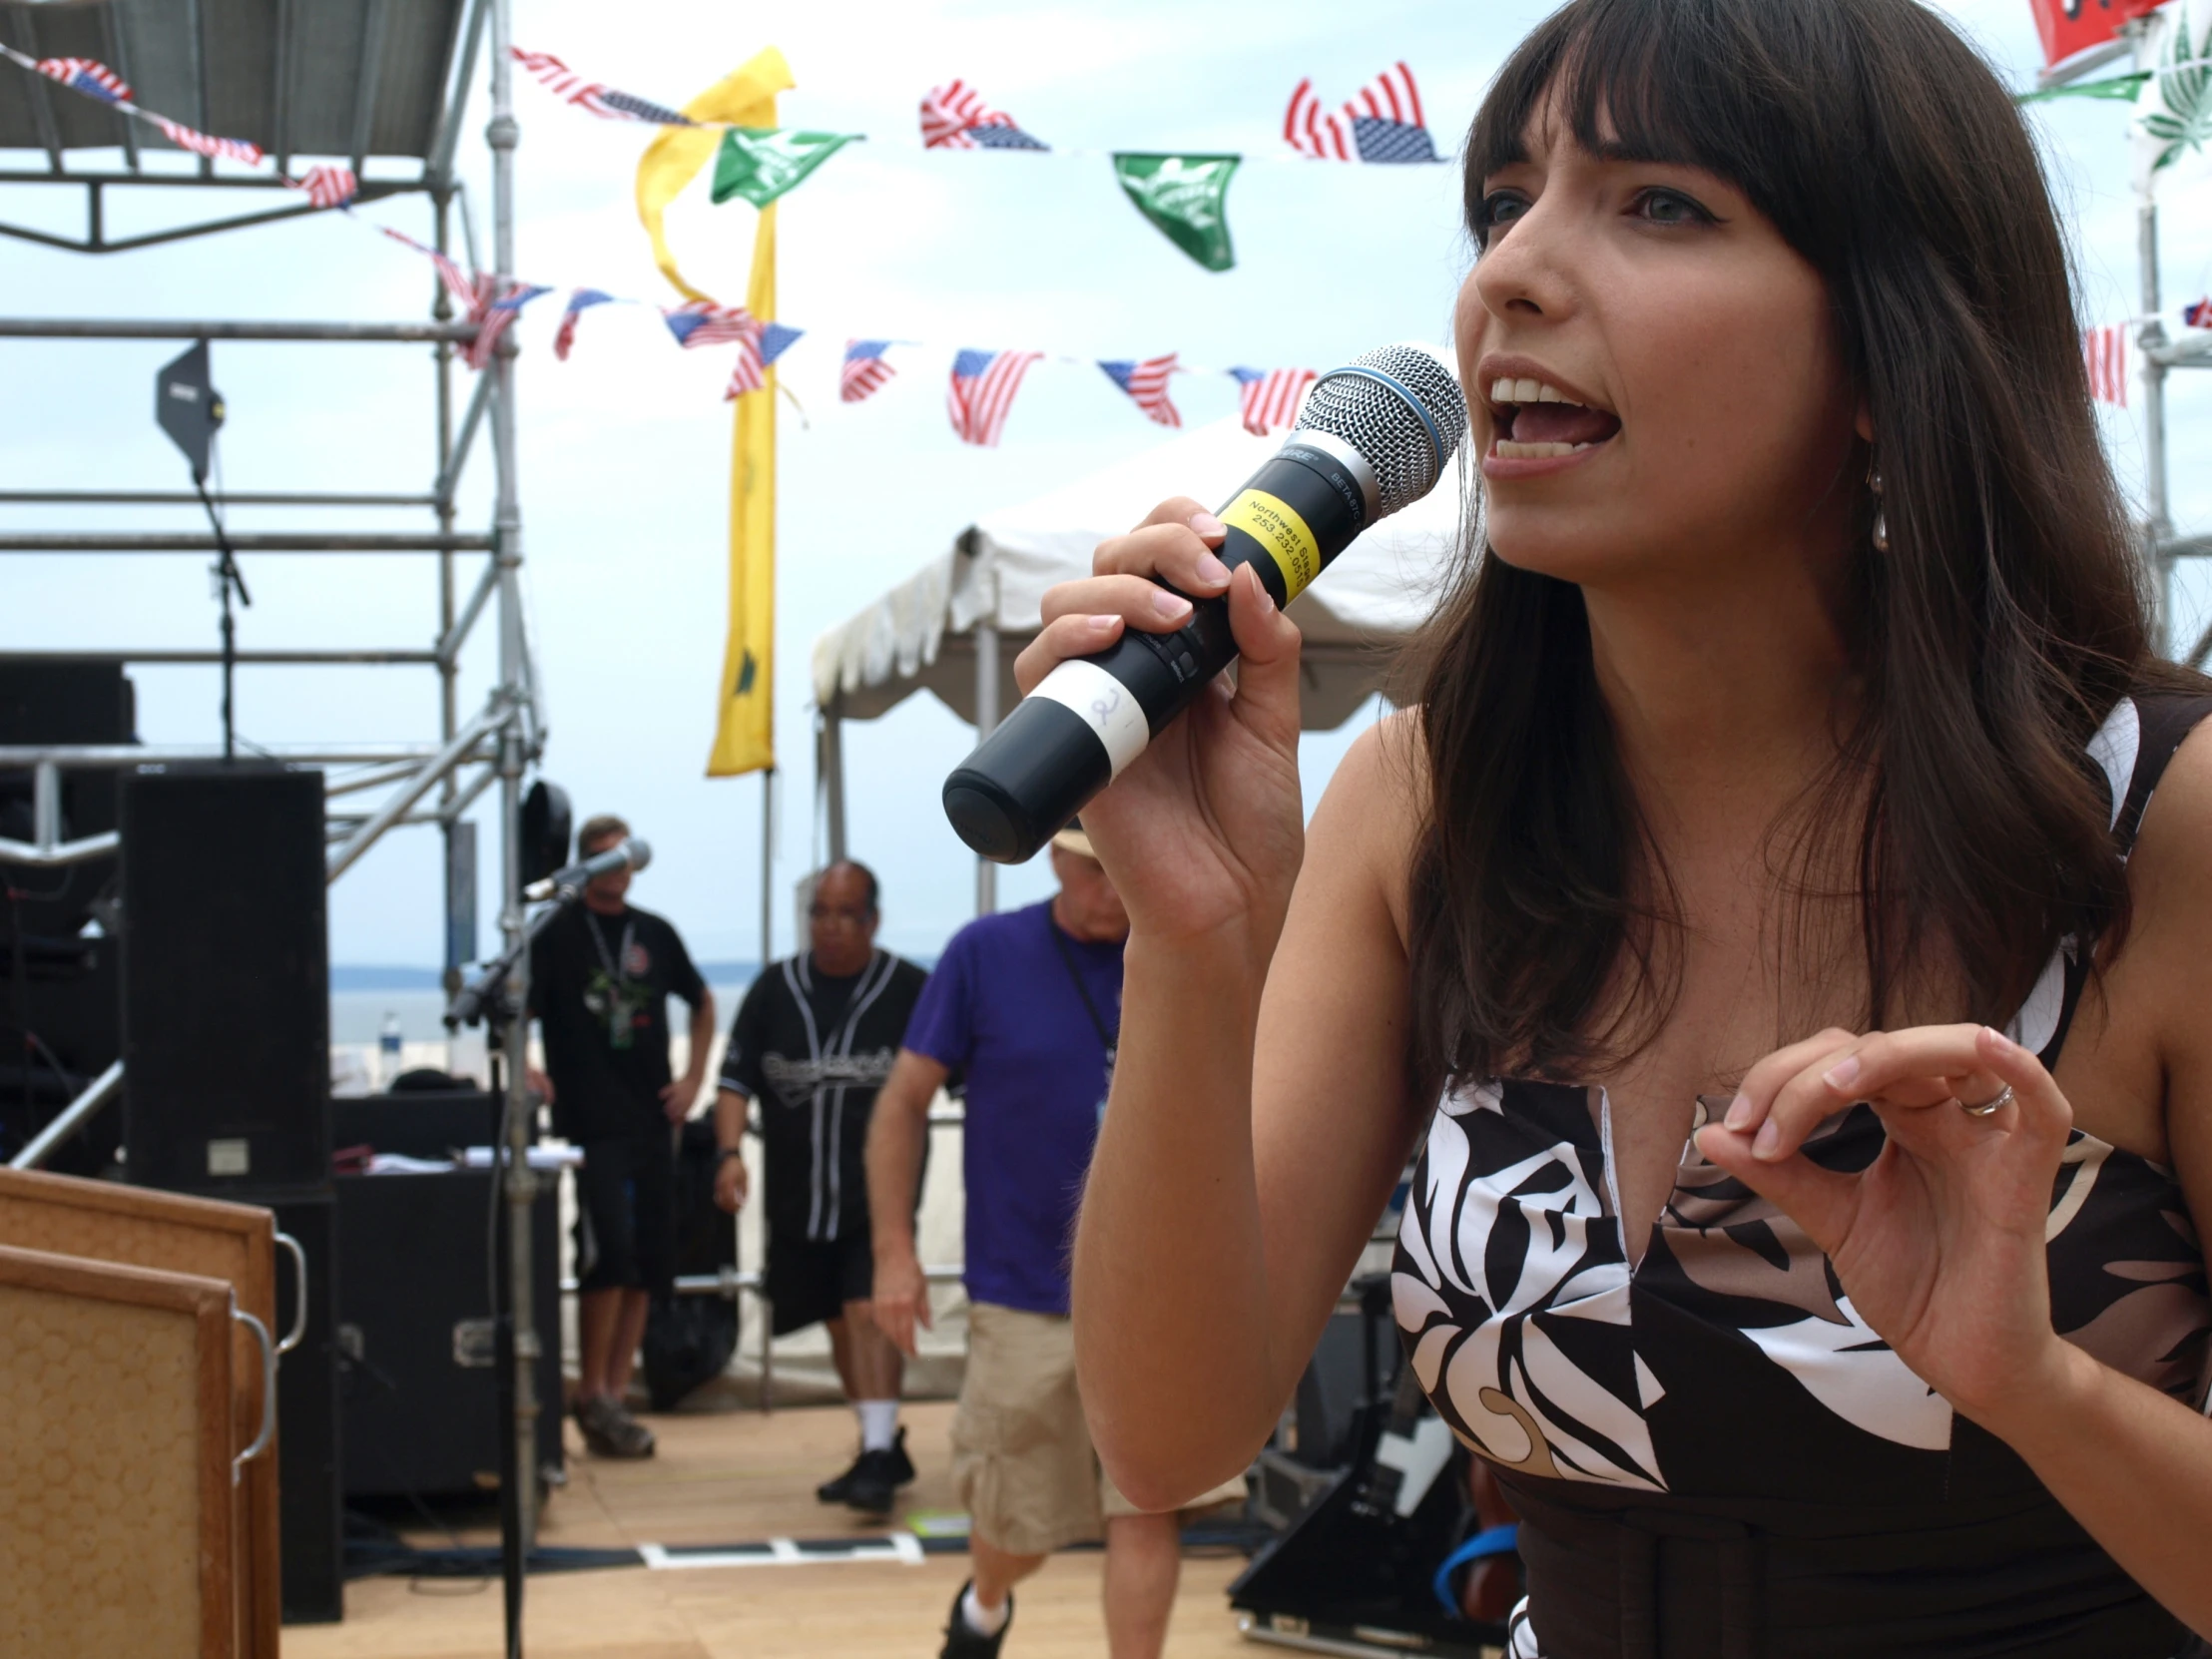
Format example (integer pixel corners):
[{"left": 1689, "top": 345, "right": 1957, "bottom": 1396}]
[
  {"left": 1152, "top": 588, "right": 1192, "bottom": 621},
  {"left": 1983, "top": 1026, "right": 2015, "bottom": 1054},
  {"left": 1196, "top": 552, "right": 1233, "bottom": 587},
  {"left": 1753, "top": 1121, "right": 1781, "bottom": 1160},
  {"left": 1087, "top": 614, "right": 1119, "bottom": 635},
  {"left": 1823, "top": 1055, "right": 1861, "bottom": 1090},
  {"left": 1189, "top": 510, "right": 1227, "bottom": 541},
  {"left": 1723, "top": 1092, "right": 1754, "bottom": 1131}
]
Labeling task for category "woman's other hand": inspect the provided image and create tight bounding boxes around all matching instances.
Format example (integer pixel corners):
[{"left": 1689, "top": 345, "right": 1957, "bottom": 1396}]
[
  {"left": 1699, "top": 1024, "right": 2073, "bottom": 1429},
  {"left": 1013, "top": 497, "right": 1308, "bottom": 947}
]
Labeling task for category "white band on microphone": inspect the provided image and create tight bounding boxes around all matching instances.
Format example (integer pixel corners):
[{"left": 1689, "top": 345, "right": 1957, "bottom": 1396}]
[{"left": 1032, "top": 659, "right": 1151, "bottom": 779}]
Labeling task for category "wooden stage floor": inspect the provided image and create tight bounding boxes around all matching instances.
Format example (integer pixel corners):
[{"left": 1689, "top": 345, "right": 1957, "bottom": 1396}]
[{"left": 284, "top": 1400, "right": 1265, "bottom": 1658}]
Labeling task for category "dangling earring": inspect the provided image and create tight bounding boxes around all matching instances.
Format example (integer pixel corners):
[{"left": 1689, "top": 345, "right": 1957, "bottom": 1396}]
[{"left": 1868, "top": 455, "right": 1890, "bottom": 553}]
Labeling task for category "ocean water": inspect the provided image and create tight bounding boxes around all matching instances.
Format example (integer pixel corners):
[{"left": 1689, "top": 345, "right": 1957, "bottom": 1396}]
[{"left": 330, "top": 975, "right": 760, "bottom": 1046}]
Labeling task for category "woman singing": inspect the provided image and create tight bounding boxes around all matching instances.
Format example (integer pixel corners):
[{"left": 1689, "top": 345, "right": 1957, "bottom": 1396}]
[{"left": 1041, "top": 0, "right": 2212, "bottom": 1653}]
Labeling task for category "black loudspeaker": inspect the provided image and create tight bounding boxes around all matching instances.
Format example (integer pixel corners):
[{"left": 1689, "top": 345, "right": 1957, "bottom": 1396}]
[
  {"left": 267, "top": 1190, "right": 343, "bottom": 1624},
  {"left": 335, "top": 1157, "right": 564, "bottom": 1497},
  {"left": 118, "top": 764, "right": 329, "bottom": 1193}
]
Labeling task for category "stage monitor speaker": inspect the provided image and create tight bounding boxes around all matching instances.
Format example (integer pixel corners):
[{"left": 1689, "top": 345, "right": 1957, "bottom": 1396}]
[
  {"left": 119, "top": 764, "right": 329, "bottom": 1194},
  {"left": 336, "top": 1160, "right": 563, "bottom": 1497}
]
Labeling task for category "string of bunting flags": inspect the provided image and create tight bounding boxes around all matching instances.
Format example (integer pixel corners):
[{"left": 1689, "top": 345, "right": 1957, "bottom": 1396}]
[
  {"left": 11, "top": 42, "right": 2200, "bottom": 444},
  {"left": 0, "top": 38, "right": 1338, "bottom": 442},
  {"left": 518, "top": 47, "right": 1451, "bottom": 275}
]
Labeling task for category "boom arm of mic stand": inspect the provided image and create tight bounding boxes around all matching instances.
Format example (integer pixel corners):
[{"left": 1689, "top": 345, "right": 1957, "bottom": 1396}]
[{"left": 444, "top": 895, "right": 572, "bottom": 1031}]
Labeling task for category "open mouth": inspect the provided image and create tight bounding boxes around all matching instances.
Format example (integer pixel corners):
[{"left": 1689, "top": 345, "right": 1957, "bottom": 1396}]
[{"left": 1488, "top": 377, "right": 1622, "bottom": 459}]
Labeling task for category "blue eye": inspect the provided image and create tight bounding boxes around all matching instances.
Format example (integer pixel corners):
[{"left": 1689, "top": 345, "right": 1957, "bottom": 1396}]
[
  {"left": 1474, "top": 190, "right": 1531, "bottom": 248},
  {"left": 1634, "top": 188, "right": 1715, "bottom": 227}
]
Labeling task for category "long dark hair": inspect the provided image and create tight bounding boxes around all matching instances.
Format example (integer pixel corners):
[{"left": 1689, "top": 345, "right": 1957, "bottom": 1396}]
[{"left": 1407, "top": 0, "right": 2174, "bottom": 1087}]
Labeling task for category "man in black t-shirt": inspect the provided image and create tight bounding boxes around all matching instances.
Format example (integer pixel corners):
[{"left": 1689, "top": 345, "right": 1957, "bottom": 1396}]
[
  {"left": 528, "top": 812, "right": 714, "bottom": 1459},
  {"left": 715, "top": 859, "right": 928, "bottom": 1511}
]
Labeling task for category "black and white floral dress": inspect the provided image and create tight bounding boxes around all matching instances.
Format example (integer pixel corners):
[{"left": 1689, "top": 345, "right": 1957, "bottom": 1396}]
[{"left": 1392, "top": 695, "right": 2212, "bottom": 1659}]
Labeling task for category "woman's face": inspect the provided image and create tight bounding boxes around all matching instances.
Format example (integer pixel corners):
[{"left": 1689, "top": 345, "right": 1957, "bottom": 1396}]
[{"left": 1456, "top": 98, "right": 1861, "bottom": 593}]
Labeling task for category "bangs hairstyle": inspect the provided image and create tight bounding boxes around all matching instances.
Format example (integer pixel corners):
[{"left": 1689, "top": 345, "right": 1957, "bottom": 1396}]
[{"left": 1407, "top": 0, "right": 2177, "bottom": 1088}]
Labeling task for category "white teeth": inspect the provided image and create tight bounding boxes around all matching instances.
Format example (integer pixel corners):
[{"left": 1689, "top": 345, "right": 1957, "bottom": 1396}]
[
  {"left": 1489, "top": 376, "right": 1578, "bottom": 406},
  {"left": 1493, "top": 439, "right": 1590, "bottom": 459}
]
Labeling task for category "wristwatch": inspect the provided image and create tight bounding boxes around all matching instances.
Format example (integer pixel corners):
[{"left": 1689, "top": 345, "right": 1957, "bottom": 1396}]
[{"left": 716, "top": 1147, "right": 746, "bottom": 1166}]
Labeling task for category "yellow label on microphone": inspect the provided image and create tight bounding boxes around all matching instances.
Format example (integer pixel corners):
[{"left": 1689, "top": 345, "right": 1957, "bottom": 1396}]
[{"left": 1220, "top": 488, "right": 1322, "bottom": 601}]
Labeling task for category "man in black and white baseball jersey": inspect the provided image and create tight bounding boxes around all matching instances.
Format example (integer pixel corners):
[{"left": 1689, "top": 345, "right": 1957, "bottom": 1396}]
[{"left": 714, "top": 859, "right": 929, "bottom": 1512}]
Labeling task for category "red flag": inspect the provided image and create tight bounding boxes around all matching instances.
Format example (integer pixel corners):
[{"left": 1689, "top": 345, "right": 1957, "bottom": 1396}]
[{"left": 2026, "top": 0, "right": 2161, "bottom": 71}]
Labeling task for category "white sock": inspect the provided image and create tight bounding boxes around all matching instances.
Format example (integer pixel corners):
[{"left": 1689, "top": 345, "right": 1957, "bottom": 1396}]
[
  {"left": 961, "top": 1585, "right": 1010, "bottom": 1637},
  {"left": 856, "top": 1398, "right": 899, "bottom": 1452}
]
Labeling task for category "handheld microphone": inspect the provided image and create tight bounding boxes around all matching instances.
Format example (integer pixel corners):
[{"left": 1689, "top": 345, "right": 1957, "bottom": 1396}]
[
  {"left": 941, "top": 342, "right": 1466, "bottom": 863},
  {"left": 524, "top": 836, "right": 653, "bottom": 901}
]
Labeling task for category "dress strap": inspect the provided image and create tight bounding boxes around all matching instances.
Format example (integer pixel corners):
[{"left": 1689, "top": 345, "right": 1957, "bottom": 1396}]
[
  {"left": 2037, "top": 690, "right": 2212, "bottom": 1071},
  {"left": 2111, "top": 692, "right": 2212, "bottom": 860}
]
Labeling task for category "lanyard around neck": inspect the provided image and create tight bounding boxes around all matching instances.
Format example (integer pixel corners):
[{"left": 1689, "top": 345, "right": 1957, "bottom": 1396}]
[{"left": 1049, "top": 919, "right": 1117, "bottom": 1054}]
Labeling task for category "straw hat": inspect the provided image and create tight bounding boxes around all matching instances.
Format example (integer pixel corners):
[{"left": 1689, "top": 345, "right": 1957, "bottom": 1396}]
[{"left": 1050, "top": 822, "right": 1096, "bottom": 860}]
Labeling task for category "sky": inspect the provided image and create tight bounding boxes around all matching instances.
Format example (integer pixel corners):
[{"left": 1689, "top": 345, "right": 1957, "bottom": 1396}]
[{"left": 3, "top": 0, "right": 2208, "bottom": 970}]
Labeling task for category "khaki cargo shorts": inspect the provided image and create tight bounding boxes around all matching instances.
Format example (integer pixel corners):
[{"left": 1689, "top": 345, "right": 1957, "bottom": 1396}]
[{"left": 951, "top": 1301, "right": 1247, "bottom": 1557}]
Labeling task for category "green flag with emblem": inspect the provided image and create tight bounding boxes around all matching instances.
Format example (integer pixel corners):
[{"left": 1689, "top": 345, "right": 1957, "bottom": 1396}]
[
  {"left": 711, "top": 127, "right": 860, "bottom": 208},
  {"left": 1112, "top": 153, "right": 1241, "bottom": 273}
]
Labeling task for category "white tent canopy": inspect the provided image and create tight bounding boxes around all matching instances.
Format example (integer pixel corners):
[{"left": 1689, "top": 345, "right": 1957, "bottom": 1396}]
[{"left": 811, "top": 415, "right": 1471, "bottom": 735}]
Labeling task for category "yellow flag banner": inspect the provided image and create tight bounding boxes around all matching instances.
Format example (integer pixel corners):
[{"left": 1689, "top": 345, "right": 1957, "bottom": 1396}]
[
  {"left": 707, "top": 200, "right": 778, "bottom": 777},
  {"left": 634, "top": 47, "right": 793, "bottom": 302},
  {"left": 634, "top": 47, "right": 791, "bottom": 779}
]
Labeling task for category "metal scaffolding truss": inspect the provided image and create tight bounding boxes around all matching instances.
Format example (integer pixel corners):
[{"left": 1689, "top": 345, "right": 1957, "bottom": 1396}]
[
  {"left": 0, "top": 0, "right": 538, "bottom": 914},
  {"left": 2041, "top": 27, "right": 2212, "bottom": 667},
  {"left": 1, "top": 0, "right": 556, "bottom": 1580}
]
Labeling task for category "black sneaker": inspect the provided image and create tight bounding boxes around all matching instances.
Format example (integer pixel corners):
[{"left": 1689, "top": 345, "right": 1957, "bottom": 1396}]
[
  {"left": 842, "top": 1427, "right": 915, "bottom": 1514},
  {"left": 816, "top": 1450, "right": 865, "bottom": 1504},
  {"left": 818, "top": 1426, "right": 913, "bottom": 1503},
  {"left": 937, "top": 1581, "right": 1012, "bottom": 1659},
  {"left": 572, "top": 1395, "right": 655, "bottom": 1458}
]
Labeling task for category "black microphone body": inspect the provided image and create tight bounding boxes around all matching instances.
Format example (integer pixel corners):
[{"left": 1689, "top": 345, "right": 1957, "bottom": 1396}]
[{"left": 943, "top": 344, "right": 1463, "bottom": 864}]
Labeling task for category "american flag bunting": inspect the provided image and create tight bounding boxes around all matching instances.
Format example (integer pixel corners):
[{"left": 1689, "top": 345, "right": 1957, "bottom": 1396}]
[
  {"left": 284, "top": 165, "right": 357, "bottom": 210},
  {"left": 512, "top": 48, "right": 696, "bottom": 126},
  {"left": 841, "top": 339, "right": 897, "bottom": 404},
  {"left": 35, "top": 57, "right": 130, "bottom": 102},
  {"left": 151, "top": 114, "right": 265, "bottom": 165},
  {"left": 2083, "top": 324, "right": 2128, "bottom": 407},
  {"left": 664, "top": 300, "right": 760, "bottom": 349},
  {"left": 1099, "top": 353, "right": 1182, "bottom": 427},
  {"left": 920, "top": 80, "right": 1047, "bottom": 151},
  {"left": 463, "top": 280, "right": 553, "bottom": 370},
  {"left": 724, "top": 322, "right": 805, "bottom": 400},
  {"left": 554, "top": 289, "right": 614, "bottom": 361},
  {"left": 14, "top": 48, "right": 262, "bottom": 162},
  {"left": 947, "top": 348, "right": 1043, "bottom": 446},
  {"left": 1229, "top": 366, "right": 1317, "bottom": 436},
  {"left": 1286, "top": 63, "right": 1437, "bottom": 164}
]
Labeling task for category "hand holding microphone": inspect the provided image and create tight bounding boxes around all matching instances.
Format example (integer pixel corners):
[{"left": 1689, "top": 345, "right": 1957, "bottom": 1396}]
[
  {"left": 943, "top": 344, "right": 1466, "bottom": 872},
  {"left": 954, "top": 343, "right": 1465, "bottom": 945}
]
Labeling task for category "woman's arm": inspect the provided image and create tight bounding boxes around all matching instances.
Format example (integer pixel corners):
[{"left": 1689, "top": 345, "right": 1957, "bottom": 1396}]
[
  {"left": 1074, "top": 720, "right": 1428, "bottom": 1509},
  {"left": 1709, "top": 726, "right": 2212, "bottom": 1638}
]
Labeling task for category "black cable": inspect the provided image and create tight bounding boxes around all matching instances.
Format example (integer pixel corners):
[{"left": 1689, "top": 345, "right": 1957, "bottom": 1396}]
[{"left": 191, "top": 474, "right": 250, "bottom": 762}]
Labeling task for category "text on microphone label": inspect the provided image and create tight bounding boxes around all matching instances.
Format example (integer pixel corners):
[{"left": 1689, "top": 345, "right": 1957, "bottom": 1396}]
[{"left": 1221, "top": 488, "right": 1322, "bottom": 601}]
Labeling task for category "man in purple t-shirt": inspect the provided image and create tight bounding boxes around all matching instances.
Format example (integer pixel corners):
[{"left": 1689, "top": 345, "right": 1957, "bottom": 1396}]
[{"left": 869, "top": 827, "right": 1238, "bottom": 1659}]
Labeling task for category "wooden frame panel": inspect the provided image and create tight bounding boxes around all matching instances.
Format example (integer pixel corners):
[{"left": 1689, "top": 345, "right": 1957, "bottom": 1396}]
[
  {"left": 0, "top": 1172, "right": 277, "bottom": 1657},
  {"left": 0, "top": 1243, "right": 238, "bottom": 1657}
]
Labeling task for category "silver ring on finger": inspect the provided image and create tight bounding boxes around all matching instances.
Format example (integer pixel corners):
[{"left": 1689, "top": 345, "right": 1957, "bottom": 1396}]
[{"left": 1959, "top": 1083, "right": 2014, "bottom": 1118}]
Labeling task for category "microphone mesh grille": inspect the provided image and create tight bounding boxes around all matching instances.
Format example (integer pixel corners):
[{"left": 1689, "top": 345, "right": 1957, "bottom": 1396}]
[{"left": 1295, "top": 343, "right": 1467, "bottom": 517}]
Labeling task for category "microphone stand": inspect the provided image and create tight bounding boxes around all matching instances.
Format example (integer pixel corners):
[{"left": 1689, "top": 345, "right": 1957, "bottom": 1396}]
[
  {"left": 192, "top": 478, "right": 250, "bottom": 762},
  {"left": 442, "top": 872, "right": 592, "bottom": 1636}
]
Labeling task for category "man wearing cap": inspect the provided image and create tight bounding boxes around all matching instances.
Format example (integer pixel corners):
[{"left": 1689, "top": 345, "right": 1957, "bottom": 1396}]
[{"left": 868, "top": 827, "right": 1241, "bottom": 1659}]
